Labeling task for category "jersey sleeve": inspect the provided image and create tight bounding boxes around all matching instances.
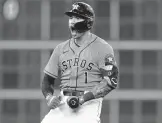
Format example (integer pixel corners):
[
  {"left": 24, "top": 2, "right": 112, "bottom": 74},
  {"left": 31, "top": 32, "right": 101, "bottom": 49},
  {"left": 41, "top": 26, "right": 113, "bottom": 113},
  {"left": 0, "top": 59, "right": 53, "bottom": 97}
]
[
  {"left": 98, "top": 43, "right": 119, "bottom": 89},
  {"left": 98, "top": 44, "right": 117, "bottom": 68},
  {"left": 44, "top": 45, "right": 60, "bottom": 78}
]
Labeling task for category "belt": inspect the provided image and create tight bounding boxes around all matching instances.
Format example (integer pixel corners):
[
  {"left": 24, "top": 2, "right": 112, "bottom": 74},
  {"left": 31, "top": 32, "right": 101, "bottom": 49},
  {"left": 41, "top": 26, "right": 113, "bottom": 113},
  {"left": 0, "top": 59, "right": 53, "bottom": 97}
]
[{"left": 62, "top": 90, "right": 85, "bottom": 96}]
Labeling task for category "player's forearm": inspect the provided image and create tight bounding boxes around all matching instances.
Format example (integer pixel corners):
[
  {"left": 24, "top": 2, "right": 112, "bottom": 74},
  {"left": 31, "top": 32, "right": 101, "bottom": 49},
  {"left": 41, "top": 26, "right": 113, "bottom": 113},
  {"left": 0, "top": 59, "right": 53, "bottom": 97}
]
[
  {"left": 79, "top": 78, "right": 117, "bottom": 105},
  {"left": 91, "top": 78, "right": 116, "bottom": 98},
  {"left": 80, "top": 64, "right": 119, "bottom": 104},
  {"left": 91, "top": 62, "right": 119, "bottom": 98},
  {"left": 41, "top": 74, "right": 55, "bottom": 98}
]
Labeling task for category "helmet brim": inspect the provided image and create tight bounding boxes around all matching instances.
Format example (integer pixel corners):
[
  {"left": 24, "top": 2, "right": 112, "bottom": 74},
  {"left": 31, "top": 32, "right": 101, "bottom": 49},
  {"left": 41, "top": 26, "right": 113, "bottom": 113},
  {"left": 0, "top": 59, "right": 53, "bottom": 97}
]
[{"left": 65, "top": 11, "right": 86, "bottom": 19}]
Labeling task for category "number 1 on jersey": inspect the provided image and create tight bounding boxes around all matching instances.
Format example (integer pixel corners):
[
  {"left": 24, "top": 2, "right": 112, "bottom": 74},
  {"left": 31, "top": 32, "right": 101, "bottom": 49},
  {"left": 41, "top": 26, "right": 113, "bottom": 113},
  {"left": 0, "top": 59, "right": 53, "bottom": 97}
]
[{"left": 85, "top": 72, "right": 87, "bottom": 84}]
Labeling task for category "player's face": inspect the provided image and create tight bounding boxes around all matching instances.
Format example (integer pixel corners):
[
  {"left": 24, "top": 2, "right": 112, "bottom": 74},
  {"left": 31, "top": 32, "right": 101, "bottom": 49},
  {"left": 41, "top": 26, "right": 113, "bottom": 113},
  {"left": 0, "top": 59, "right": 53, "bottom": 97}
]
[{"left": 69, "top": 16, "right": 84, "bottom": 39}]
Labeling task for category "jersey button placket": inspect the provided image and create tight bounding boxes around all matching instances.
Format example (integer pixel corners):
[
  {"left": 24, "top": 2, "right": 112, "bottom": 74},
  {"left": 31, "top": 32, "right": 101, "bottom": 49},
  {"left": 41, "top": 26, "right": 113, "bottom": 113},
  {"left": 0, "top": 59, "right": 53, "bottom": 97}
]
[{"left": 75, "top": 51, "right": 81, "bottom": 91}]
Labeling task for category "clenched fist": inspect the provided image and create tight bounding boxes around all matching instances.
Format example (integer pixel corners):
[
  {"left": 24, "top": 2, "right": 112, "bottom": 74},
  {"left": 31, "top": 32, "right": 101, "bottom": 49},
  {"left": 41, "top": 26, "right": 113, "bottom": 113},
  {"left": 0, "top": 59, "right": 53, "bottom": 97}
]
[{"left": 46, "top": 94, "right": 61, "bottom": 109}]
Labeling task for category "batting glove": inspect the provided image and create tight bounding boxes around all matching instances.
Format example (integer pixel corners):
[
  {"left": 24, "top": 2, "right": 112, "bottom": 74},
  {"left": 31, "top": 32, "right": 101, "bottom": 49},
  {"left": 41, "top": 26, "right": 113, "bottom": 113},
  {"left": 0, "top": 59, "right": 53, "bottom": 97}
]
[{"left": 46, "top": 94, "right": 61, "bottom": 109}]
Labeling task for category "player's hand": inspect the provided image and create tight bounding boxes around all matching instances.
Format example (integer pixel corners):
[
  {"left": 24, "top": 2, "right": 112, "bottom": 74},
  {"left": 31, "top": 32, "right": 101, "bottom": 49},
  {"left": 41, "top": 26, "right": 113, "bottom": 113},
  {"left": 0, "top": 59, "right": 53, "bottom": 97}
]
[
  {"left": 67, "top": 96, "right": 80, "bottom": 109},
  {"left": 46, "top": 94, "right": 61, "bottom": 109}
]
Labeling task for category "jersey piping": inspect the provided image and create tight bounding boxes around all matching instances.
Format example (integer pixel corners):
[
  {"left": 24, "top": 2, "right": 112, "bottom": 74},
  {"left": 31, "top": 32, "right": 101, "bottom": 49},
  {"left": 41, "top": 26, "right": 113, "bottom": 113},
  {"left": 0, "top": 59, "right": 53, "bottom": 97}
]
[{"left": 69, "top": 36, "right": 98, "bottom": 90}]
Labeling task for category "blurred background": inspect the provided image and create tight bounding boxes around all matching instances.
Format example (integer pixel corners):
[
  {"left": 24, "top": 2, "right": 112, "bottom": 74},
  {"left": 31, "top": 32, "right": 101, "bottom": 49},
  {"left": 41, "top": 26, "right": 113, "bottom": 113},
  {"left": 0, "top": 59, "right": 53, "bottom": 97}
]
[{"left": 0, "top": 0, "right": 162, "bottom": 123}]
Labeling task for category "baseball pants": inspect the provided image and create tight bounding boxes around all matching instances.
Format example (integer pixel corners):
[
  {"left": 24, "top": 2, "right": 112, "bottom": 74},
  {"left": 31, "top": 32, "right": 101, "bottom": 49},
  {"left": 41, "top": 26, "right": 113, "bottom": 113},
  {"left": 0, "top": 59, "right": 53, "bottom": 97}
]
[{"left": 41, "top": 91, "right": 103, "bottom": 123}]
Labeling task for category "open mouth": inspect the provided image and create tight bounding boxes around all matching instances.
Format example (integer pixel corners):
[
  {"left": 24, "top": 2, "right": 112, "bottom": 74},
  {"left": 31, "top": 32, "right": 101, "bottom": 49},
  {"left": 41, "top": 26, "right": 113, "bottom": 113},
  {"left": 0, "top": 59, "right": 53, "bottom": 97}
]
[
  {"left": 71, "top": 26, "right": 75, "bottom": 31},
  {"left": 70, "top": 26, "right": 77, "bottom": 35}
]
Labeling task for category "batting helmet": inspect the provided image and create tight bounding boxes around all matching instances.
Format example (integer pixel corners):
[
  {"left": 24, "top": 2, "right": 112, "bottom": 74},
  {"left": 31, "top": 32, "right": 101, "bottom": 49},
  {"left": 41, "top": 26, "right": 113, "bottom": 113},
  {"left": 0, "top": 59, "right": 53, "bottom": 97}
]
[{"left": 65, "top": 2, "right": 95, "bottom": 33}]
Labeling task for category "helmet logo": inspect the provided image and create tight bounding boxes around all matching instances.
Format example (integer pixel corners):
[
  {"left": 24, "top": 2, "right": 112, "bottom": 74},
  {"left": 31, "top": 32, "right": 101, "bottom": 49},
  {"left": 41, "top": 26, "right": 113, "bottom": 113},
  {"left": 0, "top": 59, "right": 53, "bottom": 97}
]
[{"left": 72, "top": 4, "right": 79, "bottom": 10}]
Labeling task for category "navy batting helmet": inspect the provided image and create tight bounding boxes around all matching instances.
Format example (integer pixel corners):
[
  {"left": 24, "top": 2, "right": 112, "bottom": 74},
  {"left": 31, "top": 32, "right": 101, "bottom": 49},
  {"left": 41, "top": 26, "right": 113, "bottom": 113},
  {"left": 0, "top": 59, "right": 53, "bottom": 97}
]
[{"left": 65, "top": 2, "right": 95, "bottom": 33}]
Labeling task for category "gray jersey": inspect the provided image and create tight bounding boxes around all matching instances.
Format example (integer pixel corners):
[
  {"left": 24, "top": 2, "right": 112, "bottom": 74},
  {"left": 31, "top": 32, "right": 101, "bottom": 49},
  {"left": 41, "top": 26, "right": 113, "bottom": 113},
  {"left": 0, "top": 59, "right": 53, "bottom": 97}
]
[{"left": 44, "top": 33, "right": 116, "bottom": 91}]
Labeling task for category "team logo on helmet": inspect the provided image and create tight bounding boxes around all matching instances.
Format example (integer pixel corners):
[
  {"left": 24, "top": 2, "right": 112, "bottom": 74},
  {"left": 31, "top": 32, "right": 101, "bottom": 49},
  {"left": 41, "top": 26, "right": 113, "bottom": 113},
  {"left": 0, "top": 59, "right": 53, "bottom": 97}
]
[{"left": 72, "top": 4, "right": 79, "bottom": 10}]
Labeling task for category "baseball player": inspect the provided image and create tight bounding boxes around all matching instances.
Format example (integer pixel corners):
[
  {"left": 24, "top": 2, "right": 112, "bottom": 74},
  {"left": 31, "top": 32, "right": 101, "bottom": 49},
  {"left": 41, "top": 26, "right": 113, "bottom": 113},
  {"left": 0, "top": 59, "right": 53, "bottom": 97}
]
[{"left": 41, "top": 2, "right": 119, "bottom": 123}]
